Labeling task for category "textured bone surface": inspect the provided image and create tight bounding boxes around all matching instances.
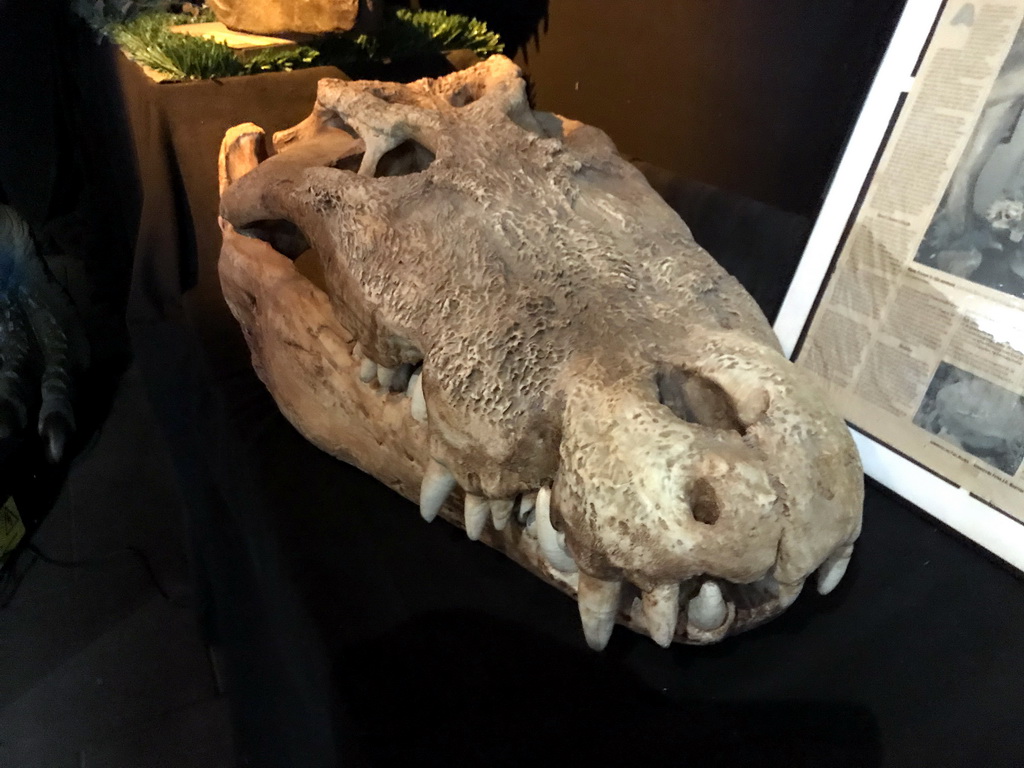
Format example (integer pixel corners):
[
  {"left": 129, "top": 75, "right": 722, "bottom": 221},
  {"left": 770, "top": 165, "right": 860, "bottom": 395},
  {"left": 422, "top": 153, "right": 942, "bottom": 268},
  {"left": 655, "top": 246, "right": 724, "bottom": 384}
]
[
  {"left": 208, "top": 0, "right": 363, "bottom": 35},
  {"left": 217, "top": 56, "right": 864, "bottom": 648}
]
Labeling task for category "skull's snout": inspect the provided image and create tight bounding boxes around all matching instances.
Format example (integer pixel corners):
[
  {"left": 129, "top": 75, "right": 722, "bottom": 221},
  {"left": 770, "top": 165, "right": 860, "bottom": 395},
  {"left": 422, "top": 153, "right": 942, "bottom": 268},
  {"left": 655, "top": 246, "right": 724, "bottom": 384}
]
[{"left": 550, "top": 359, "right": 789, "bottom": 648}]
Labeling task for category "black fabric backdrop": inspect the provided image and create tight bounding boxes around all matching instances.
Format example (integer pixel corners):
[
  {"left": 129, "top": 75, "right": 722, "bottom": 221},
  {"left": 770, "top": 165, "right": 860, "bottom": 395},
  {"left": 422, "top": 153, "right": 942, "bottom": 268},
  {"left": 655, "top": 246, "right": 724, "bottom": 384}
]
[{"left": 114, "top": 53, "right": 1024, "bottom": 768}]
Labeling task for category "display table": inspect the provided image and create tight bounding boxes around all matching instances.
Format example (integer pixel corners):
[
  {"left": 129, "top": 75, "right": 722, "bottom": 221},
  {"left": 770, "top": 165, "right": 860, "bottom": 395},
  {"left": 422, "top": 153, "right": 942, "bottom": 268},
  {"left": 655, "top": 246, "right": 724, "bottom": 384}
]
[{"left": 117, "top": 55, "right": 1024, "bottom": 768}]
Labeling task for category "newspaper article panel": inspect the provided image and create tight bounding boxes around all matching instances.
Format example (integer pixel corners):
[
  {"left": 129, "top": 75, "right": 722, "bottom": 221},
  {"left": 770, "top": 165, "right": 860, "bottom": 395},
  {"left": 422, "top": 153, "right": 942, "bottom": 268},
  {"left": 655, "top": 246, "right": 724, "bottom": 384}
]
[{"left": 798, "top": 1, "right": 1024, "bottom": 522}]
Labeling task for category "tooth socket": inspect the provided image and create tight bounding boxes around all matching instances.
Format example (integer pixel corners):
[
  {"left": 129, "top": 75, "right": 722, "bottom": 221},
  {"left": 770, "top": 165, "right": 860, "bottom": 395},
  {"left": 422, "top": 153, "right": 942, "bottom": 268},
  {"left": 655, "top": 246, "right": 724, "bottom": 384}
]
[
  {"left": 685, "top": 581, "right": 736, "bottom": 644},
  {"left": 688, "top": 581, "right": 727, "bottom": 630}
]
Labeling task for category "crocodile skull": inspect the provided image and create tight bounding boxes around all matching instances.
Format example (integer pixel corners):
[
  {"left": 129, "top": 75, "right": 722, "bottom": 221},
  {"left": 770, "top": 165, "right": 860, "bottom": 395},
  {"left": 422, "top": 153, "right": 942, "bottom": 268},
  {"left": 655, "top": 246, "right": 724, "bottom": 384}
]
[{"left": 216, "top": 55, "right": 863, "bottom": 649}]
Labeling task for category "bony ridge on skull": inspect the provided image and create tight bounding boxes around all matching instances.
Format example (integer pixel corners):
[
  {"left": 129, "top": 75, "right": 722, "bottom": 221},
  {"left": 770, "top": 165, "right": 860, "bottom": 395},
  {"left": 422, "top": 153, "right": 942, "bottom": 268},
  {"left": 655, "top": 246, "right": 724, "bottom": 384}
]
[{"left": 216, "top": 55, "right": 863, "bottom": 650}]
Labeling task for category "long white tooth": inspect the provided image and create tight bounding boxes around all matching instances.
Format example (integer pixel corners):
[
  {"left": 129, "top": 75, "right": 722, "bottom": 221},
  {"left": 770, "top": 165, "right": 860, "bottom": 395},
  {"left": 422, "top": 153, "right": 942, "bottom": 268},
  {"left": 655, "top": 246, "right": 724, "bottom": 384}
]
[
  {"left": 517, "top": 492, "right": 537, "bottom": 524},
  {"left": 464, "top": 494, "right": 489, "bottom": 540},
  {"left": 577, "top": 572, "right": 622, "bottom": 651},
  {"left": 535, "top": 487, "right": 576, "bottom": 573},
  {"left": 352, "top": 342, "right": 364, "bottom": 360},
  {"left": 688, "top": 581, "right": 728, "bottom": 631},
  {"left": 409, "top": 371, "right": 427, "bottom": 422},
  {"left": 490, "top": 499, "right": 515, "bottom": 531},
  {"left": 642, "top": 583, "right": 681, "bottom": 648},
  {"left": 817, "top": 545, "right": 854, "bottom": 595},
  {"left": 376, "top": 365, "right": 396, "bottom": 389},
  {"left": 419, "top": 460, "right": 457, "bottom": 522},
  {"left": 359, "top": 358, "right": 378, "bottom": 383}
]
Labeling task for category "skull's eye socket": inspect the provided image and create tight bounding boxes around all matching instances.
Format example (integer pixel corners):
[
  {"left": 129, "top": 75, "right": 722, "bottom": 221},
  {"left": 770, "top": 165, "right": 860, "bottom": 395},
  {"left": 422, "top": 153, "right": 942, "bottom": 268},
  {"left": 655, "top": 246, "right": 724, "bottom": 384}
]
[
  {"left": 325, "top": 135, "right": 436, "bottom": 178},
  {"left": 655, "top": 364, "right": 744, "bottom": 434},
  {"left": 448, "top": 83, "right": 483, "bottom": 108},
  {"left": 375, "top": 139, "right": 436, "bottom": 177}
]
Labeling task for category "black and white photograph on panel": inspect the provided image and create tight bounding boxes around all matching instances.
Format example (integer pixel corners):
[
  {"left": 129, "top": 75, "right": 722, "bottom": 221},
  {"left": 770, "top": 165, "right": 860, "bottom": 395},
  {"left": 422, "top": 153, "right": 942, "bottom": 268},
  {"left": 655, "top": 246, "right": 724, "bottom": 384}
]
[
  {"left": 915, "top": 23, "right": 1024, "bottom": 299},
  {"left": 912, "top": 360, "right": 1024, "bottom": 474}
]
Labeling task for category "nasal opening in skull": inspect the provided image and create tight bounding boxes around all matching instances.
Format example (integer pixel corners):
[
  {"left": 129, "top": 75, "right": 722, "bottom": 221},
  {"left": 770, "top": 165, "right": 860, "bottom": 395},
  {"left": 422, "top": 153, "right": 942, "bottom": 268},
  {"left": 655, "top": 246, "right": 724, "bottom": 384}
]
[
  {"left": 655, "top": 364, "right": 744, "bottom": 433},
  {"left": 375, "top": 140, "right": 436, "bottom": 177},
  {"left": 689, "top": 478, "right": 721, "bottom": 525}
]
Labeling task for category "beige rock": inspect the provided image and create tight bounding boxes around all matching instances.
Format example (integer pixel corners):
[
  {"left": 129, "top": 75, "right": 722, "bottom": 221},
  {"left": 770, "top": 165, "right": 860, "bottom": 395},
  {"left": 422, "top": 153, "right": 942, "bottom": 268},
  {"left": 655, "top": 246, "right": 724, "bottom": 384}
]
[
  {"left": 217, "top": 56, "right": 864, "bottom": 649},
  {"left": 209, "top": 0, "right": 365, "bottom": 36}
]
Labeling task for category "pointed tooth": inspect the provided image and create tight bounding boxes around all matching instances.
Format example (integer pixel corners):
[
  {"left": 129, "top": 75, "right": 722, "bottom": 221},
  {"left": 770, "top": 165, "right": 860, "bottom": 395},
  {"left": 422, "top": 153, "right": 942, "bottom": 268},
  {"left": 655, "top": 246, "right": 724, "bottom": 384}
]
[
  {"left": 352, "top": 342, "right": 364, "bottom": 360},
  {"left": 517, "top": 492, "right": 537, "bottom": 524},
  {"left": 817, "top": 545, "right": 854, "bottom": 595},
  {"left": 359, "top": 358, "right": 378, "bottom": 383},
  {"left": 377, "top": 365, "right": 396, "bottom": 389},
  {"left": 777, "top": 579, "right": 804, "bottom": 608},
  {"left": 577, "top": 572, "right": 622, "bottom": 651},
  {"left": 409, "top": 371, "right": 427, "bottom": 422},
  {"left": 688, "top": 581, "right": 728, "bottom": 631},
  {"left": 535, "top": 487, "right": 576, "bottom": 573},
  {"left": 390, "top": 363, "right": 414, "bottom": 393},
  {"left": 419, "top": 460, "right": 457, "bottom": 522},
  {"left": 464, "top": 494, "right": 489, "bottom": 540},
  {"left": 490, "top": 499, "right": 515, "bottom": 531},
  {"left": 642, "top": 583, "right": 681, "bottom": 648}
]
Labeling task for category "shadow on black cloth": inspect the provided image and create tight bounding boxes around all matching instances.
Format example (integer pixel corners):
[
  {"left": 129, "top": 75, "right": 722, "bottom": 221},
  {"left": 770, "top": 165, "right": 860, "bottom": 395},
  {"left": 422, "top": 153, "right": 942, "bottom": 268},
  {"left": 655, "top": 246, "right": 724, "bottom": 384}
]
[{"left": 337, "top": 612, "right": 881, "bottom": 768}]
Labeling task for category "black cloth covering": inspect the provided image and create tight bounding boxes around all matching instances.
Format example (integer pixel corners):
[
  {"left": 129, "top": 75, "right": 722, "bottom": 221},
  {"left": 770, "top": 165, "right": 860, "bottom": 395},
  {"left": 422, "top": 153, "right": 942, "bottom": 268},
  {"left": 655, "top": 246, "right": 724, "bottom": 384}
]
[{"left": 113, "top": 56, "right": 1024, "bottom": 768}]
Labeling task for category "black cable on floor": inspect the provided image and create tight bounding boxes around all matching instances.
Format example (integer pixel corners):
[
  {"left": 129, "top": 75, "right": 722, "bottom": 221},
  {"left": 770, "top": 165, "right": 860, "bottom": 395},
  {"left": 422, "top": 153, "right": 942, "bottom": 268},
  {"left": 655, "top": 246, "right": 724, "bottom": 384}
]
[{"left": 0, "top": 538, "right": 177, "bottom": 608}]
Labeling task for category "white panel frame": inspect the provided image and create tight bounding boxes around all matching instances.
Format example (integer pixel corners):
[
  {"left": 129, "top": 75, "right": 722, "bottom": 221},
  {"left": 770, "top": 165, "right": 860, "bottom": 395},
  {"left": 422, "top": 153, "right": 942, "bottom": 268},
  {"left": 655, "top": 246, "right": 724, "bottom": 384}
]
[{"left": 773, "top": 0, "right": 1024, "bottom": 572}]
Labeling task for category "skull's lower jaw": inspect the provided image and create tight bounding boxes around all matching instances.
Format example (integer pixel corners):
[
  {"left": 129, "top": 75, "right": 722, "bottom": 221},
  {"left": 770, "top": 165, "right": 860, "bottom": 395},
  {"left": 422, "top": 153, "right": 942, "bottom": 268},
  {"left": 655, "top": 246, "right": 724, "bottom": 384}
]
[{"left": 217, "top": 220, "right": 829, "bottom": 651}]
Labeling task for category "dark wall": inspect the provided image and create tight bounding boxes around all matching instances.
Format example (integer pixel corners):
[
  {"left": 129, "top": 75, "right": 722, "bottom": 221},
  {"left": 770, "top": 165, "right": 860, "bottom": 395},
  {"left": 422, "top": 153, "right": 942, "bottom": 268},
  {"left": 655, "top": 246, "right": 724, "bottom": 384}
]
[{"left": 512, "top": 0, "right": 906, "bottom": 217}]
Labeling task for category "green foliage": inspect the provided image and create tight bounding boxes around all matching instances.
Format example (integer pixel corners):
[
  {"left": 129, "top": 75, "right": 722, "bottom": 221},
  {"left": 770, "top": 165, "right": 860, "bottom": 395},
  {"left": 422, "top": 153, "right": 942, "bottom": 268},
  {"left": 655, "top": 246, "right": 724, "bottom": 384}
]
[
  {"left": 103, "top": 6, "right": 503, "bottom": 82},
  {"left": 108, "top": 9, "right": 318, "bottom": 80},
  {"left": 360, "top": 8, "right": 504, "bottom": 61}
]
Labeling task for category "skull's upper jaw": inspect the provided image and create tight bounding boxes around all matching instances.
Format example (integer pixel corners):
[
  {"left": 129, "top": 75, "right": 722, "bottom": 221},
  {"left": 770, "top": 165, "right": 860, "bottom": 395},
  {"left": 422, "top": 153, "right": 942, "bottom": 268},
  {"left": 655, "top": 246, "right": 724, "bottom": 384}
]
[
  {"left": 553, "top": 345, "right": 861, "bottom": 649},
  {"left": 217, "top": 56, "right": 863, "bottom": 651}
]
